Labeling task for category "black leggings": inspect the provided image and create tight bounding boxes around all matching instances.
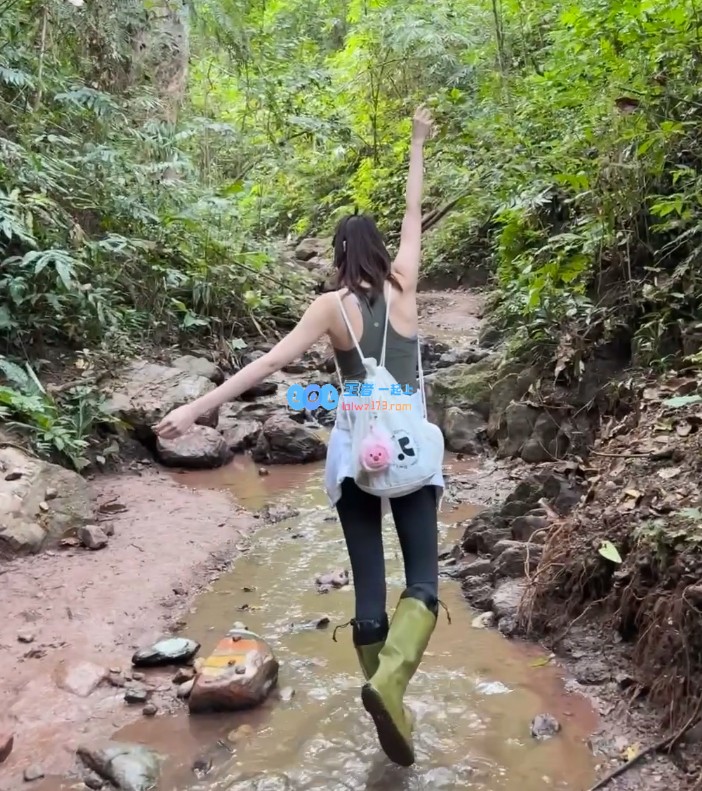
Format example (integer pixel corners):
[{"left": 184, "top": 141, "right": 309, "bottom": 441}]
[{"left": 335, "top": 477, "right": 439, "bottom": 622}]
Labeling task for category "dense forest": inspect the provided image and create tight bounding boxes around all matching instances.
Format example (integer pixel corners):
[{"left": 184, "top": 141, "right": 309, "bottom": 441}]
[{"left": 1, "top": 0, "right": 701, "bottom": 465}]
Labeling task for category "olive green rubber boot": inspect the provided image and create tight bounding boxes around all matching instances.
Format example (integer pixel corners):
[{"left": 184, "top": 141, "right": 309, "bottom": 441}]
[
  {"left": 361, "top": 587, "right": 438, "bottom": 767},
  {"left": 351, "top": 615, "right": 388, "bottom": 680}
]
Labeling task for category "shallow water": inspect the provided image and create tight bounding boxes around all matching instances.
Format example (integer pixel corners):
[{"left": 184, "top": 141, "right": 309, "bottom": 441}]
[{"left": 112, "top": 455, "right": 597, "bottom": 791}]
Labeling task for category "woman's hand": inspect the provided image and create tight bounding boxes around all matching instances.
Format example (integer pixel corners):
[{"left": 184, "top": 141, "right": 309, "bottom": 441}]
[
  {"left": 411, "top": 105, "right": 434, "bottom": 144},
  {"left": 154, "top": 403, "right": 199, "bottom": 440}
]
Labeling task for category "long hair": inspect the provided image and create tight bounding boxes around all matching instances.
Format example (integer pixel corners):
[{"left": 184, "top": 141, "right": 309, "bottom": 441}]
[{"left": 332, "top": 212, "right": 401, "bottom": 303}]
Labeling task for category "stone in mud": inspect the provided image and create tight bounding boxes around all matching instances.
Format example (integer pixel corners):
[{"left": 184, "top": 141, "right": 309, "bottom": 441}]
[
  {"left": 449, "top": 558, "right": 492, "bottom": 580},
  {"left": 442, "top": 407, "right": 486, "bottom": 454},
  {"left": 240, "top": 381, "right": 278, "bottom": 400},
  {"left": 510, "top": 511, "right": 549, "bottom": 542},
  {"left": 23, "top": 765, "right": 44, "bottom": 782},
  {"left": 78, "top": 524, "right": 109, "bottom": 550},
  {"left": 132, "top": 637, "right": 200, "bottom": 667},
  {"left": 289, "top": 616, "right": 330, "bottom": 632},
  {"left": 77, "top": 741, "right": 162, "bottom": 791},
  {"left": 278, "top": 686, "right": 295, "bottom": 702},
  {"left": 420, "top": 337, "right": 451, "bottom": 369},
  {"left": 0, "top": 731, "right": 14, "bottom": 763},
  {"left": 436, "top": 346, "right": 490, "bottom": 369},
  {"left": 315, "top": 569, "right": 349, "bottom": 589},
  {"left": 252, "top": 415, "right": 326, "bottom": 465},
  {"left": 258, "top": 503, "right": 300, "bottom": 524},
  {"left": 55, "top": 660, "right": 107, "bottom": 698},
  {"left": 472, "top": 612, "right": 495, "bottom": 629},
  {"left": 426, "top": 357, "right": 499, "bottom": 421},
  {"left": 521, "top": 411, "right": 569, "bottom": 463},
  {"left": 83, "top": 770, "right": 105, "bottom": 790},
  {"left": 172, "top": 355, "right": 224, "bottom": 385},
  {"left": 222, "top": 419, "right": 262, "bottom": 452},
  {"left": 486, "top": 366, "right": 538, "bottom": 431},
  {"left": 460, "top": 575, "right": 494, "bottom": 611},
  {"left": 172, "top": 667, "right": 195, "bottom": 684},
  {"left": 0, "top": 446, "right": 95, "bottom": 559},
  {"left": 497, "top": 615, "right": 519, "bottom": 637},
  {"left": 124, "top": 686, "right": 149, "bottom": 704},
  {"left": 530, "top": 713, "right": 561, "bottom": 741},
  {"left": 492, "top": 539, "right": 543, "bottom": 578},
  {"left": 177, "top": 679, "right": 195, "bottom": 699},
  {"left": 104, "top": 360, "right": 218, "bottom": 433},
  {"left": 188, "top": 628, "right": 279, "bottom": 713},
  {"left": 460, "top": 510, "right": 511, "bottom": 554},
  {"left": 294, "top": 237, "right": 331, "bottom": 263},
  {"left": 573, "top": 657, "right": 611, "bottom": 685},
  {"left": 491, "top": 579, "right": 525, "bottom": 621},
  {"left": 156, "top": 425, "right": 230, "bottom": 469}
]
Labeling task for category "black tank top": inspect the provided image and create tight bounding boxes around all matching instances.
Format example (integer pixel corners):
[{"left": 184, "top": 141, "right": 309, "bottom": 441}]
[{"left": 333, "top": 291, "right": 418, "bottom": 390}]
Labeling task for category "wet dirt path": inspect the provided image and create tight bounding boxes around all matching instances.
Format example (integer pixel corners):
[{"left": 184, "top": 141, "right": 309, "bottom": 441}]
[
  {"left": 109, "top": 454, "right": 596, "bottom": 791},
  {"left": 14, "top": 287, "right": 601, "bottom": 790}
]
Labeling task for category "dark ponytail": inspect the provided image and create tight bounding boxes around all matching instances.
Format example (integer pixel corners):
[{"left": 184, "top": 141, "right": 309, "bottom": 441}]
[{"left": 332, "top": 212, "right": 401, "bottom": 304}]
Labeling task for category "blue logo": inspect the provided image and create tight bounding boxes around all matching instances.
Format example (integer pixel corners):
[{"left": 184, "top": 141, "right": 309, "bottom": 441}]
[{"left": 285, "top": 381, "right": 415, "bottom": 411}]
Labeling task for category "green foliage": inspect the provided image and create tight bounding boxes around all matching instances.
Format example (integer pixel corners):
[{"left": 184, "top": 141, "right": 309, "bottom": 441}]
[
  {"left": 0, "top": 355, "right": 119, "bottom": 469},
  {"left": 3, "top": 0, "right": 702, "bottom": 463}
]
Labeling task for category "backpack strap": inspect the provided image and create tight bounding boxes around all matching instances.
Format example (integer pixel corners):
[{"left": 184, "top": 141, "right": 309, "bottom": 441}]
[
  {"left": 379, "top": 281, "right": 392, "bottom": 368},
  {"left": 335, "top": 290, "right": 364, "bottom": 363},
  {"left": 416, "top": 336, "right": 427, "bottom": 420}
]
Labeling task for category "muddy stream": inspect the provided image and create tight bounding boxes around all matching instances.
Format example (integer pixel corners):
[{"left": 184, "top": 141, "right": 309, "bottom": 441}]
[{"left": 98, "top": 453, "right": 598, "bottom": 791}]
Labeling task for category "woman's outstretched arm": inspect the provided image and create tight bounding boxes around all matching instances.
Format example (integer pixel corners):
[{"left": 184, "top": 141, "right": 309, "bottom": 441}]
[
  {"left": 154, "top": 293, "right": 334, "bottom": 439},
  {"left": 391, "top": 106, "right": 434, "bottom": 291}
]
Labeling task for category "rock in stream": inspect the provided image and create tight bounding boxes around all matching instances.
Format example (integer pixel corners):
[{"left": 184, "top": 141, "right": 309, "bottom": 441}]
[
  {"left": 77, "top": 741, "right": 162, "bottom": 791},
  {"left": 132, "top": 637, "right": 200, "bottom": 667},
  {"left": 188, "top": 627, "right": 279, "bottom": 713}
]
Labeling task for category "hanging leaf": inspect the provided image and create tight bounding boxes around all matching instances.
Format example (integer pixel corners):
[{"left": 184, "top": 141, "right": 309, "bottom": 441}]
[{"left": 598, "top": 541, "right": 622, "bottom": 564}]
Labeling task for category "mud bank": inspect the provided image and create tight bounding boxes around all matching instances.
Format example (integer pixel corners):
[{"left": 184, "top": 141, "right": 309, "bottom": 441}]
[{"left": 0, "top": 469, "right": 256, "bottom": 790}]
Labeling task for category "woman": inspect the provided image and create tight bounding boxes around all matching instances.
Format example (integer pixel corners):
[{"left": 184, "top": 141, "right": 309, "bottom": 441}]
[{"left": 155, "top": 105, "right": 443, "bottom": 768}]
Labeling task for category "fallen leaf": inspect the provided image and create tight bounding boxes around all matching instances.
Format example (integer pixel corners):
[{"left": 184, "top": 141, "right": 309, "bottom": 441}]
[
  {"left": 662, "top": 394, "right": 702, "bottom": 408},
  {"left": 643, "top": 387, "right": 660, "bottom": 401},
  {"left": 679, "top": 508, "right": 702, "bottom": 522},
  {"left": 529, "top": 654, "right": 554, "bottom": 668},
  {"left": 598, "top": 540, "right": 623, "bottom": 564},
  {"left": 658, "top": 467, "right": 682, "bottom": 480},
  {"left": 623, "top": 742, "right": 641, "bottom": 761}
]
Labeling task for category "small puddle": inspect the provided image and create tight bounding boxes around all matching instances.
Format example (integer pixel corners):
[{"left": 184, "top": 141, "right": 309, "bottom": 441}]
[{"left": 109, "top": 455, "right": 597, "bottom": 791}]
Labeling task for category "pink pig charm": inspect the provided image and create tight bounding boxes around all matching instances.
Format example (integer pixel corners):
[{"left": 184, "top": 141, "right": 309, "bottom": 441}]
[{"left": 359, "top": 428, "right": 392, "bottom": 472}]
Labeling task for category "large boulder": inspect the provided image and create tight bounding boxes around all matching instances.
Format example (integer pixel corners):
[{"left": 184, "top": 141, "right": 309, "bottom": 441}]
[
  {"left": 294, "top": 237, "right": 331, "bottom": 263},
  {"left": 188, "top": 628, "right": 279, "bottom": 713},
  {"left": 172, "top": 355, "right": 224, "bottom": 385},
  {"left": 0, "top": 447, "right": 94, "bottom": 559},
  {"left": 221, "top": 419, "right": 262, "bottom": 452},
  {"left": 252, "top": 415, "right": 326, "bottom": 464},
  {"left": 460, "top": 471, "right": 584, "bottom": 556},
  {"left": 442, "top": 407, "right": 486, "bottom": 454},
  {"left": 425, "top": 356, "right": 499, "bottom": 426},
  {"left": 107, "top": 361, "right": 218, "bottom": 428},
  {"left": 156, "top": 426, "right": 230, "bottom": 469},
  {"left": 104, "top": 361, "right": 218, "bottom": 434}
]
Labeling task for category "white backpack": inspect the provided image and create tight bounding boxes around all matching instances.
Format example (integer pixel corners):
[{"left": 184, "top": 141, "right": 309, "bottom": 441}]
[{"left": 333, "top": 284, "right": 444, "bottom": 498}]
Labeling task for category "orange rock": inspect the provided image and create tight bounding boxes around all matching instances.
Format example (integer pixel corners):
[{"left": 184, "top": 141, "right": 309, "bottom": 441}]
[{"left": 188, "top": 629, "right": 278, "bottom": 713}]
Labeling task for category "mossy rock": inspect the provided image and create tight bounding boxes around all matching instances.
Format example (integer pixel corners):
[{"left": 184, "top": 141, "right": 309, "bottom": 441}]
[{"left": 426, "top": 355, "right": 501, "bottom": 420}]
